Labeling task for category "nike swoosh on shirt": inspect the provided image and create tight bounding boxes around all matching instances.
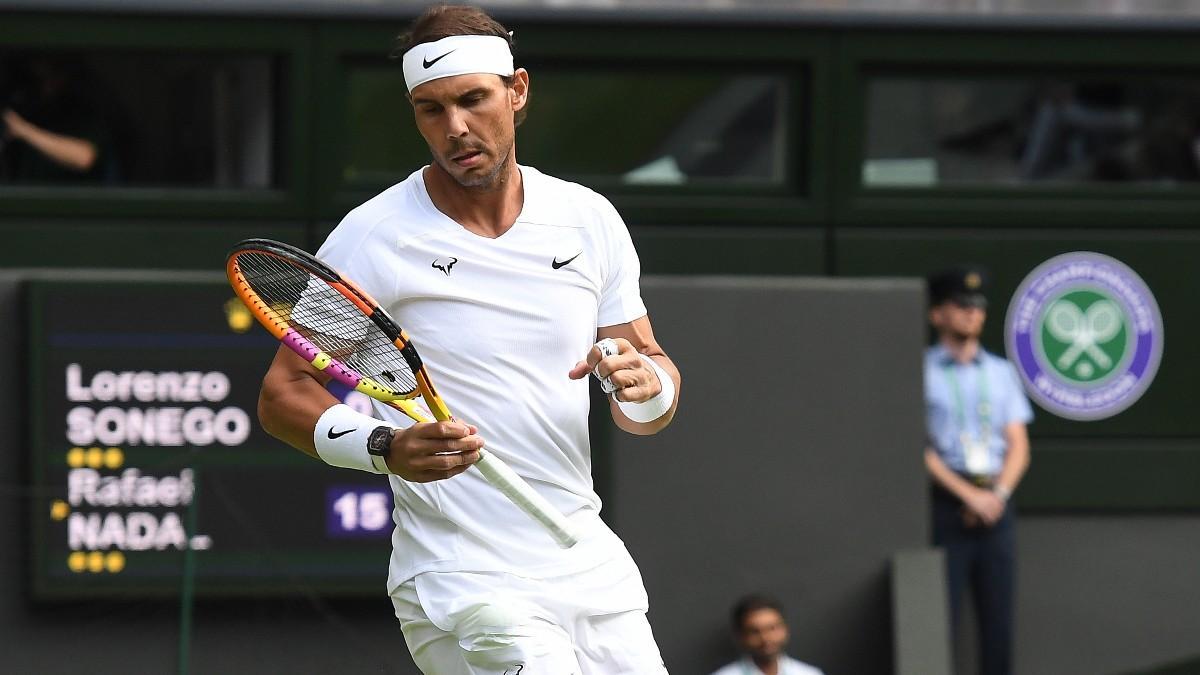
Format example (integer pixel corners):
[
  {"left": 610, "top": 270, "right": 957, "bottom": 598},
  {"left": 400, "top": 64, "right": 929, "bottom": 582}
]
[{"left": 552, "top": 252, "right": 582, "bottom": 269}]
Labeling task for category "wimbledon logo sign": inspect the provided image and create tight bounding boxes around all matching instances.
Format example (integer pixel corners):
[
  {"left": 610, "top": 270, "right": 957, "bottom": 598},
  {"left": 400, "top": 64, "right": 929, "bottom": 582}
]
[{"left": 1004, "top": 252, "right": 1163, "bottom": 421}]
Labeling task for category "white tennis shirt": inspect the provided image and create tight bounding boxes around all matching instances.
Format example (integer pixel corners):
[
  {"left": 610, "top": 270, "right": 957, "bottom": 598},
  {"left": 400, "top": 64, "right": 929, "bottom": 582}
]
[{"left": 317, "top": 165, "right": 648, "bottom": 590}]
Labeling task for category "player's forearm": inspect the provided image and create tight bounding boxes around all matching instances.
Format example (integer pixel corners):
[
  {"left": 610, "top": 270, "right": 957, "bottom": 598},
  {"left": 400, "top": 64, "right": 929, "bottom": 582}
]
[
  {"left": 258, "top": 380, "right": 336, "bottom": 458},
  {"left": 258, "top": 367, "right": 339, "bottom": 459}
]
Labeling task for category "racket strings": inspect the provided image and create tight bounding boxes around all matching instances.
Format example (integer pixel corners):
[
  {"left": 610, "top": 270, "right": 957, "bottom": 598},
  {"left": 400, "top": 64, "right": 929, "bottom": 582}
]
[{"left": 236, "top": 251, "right": 419, "bottom": 396}]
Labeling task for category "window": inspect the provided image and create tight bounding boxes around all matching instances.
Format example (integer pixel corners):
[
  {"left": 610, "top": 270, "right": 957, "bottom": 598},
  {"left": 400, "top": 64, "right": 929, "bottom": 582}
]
[
  {"left": 342, "top": 60, "right": 425, "bottom": 186},
  {"left": 1, "top": 49, "right": 279, "bottom": 188},
  {"left": 522, "top": 68, "right": 788, "bottom": 188},
  {"left": 342, "top": 61, "right": 790, "bottom": 190},
  {"left": 862, "top": 75, "right": 1200, "bottom": 188}
]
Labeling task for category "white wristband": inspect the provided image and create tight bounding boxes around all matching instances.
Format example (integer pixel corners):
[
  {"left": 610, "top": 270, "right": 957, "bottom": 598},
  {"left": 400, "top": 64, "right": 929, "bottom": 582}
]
[
  {"left": 616, "top": 354, "right": 675, "bottom": 423},
  {"left": 313, "top": 404, "right": 397, "bottom": 474}
]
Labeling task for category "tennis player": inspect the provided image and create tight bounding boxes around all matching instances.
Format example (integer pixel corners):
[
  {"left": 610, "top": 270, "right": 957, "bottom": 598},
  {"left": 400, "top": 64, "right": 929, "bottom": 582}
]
[{"left": 257, "top": 5, "right": 680, "bottom": 674}]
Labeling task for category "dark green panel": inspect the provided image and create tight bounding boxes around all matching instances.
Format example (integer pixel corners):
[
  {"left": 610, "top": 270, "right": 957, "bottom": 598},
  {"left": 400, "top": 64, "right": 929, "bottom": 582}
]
[
  {"left": 1122, "top": 653, "right": 1200, "bottom": 675},
  {"left": 1018, "top": 441, "right": 1200, "bottom": 510},
  {"left": 0, "top": 221, "right": 306, "bottom": 270},
  {"left": 0, "top": 13, "right": 306, "bottom": 48},
  {"left": 0, "top": 189, "right": 304, "bottom": 220},
  {"left": 633, "top": 226, "right": 826, "bottom": 275}
]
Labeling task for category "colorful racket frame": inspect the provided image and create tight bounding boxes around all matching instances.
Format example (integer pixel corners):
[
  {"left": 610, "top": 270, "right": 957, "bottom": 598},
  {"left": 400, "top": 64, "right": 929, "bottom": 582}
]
[{"left": 226, "top": 238, "right": 444, "bottom": 426}]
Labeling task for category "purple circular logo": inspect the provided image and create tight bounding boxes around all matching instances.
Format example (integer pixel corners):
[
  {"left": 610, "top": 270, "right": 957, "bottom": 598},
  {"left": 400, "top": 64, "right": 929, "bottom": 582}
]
[{"left": 1004, "top": 252, "right": 1163, "bottom": 421}]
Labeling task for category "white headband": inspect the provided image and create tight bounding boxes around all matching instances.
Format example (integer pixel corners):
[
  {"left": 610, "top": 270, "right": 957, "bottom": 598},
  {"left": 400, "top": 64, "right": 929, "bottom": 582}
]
[{"left": 402, "top": 35, "right": 514, "bottom": 93}]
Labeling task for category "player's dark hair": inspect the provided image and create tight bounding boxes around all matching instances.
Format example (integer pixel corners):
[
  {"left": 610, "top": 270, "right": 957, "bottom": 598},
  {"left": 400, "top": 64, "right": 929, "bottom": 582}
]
[
  {"left": 731, "top": 594, "right": 785, "bottom": 632},
  {"left": 395, "top": 4, "right": 527, "bottom": 126}
]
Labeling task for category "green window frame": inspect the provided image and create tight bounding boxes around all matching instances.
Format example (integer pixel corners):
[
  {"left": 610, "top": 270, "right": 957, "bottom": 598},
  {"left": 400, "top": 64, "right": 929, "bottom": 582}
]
[
  {"left": 834, "top": 31, "right": 1200, "bottom": 228},
  {"left": 0, "top": 14, "right": 313, "bottom": 220},
  {"left": 312, "top": 22, "right": 830, "bottom": 226}
]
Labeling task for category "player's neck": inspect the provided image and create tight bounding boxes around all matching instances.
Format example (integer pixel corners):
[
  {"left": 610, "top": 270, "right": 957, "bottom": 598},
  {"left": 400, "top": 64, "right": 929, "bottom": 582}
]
[
  {"left": 424, "top": 156, "right": 523, "bottom": 239},
  {"left": 940, "top": 334, "right": 981, "bottom": 364}
]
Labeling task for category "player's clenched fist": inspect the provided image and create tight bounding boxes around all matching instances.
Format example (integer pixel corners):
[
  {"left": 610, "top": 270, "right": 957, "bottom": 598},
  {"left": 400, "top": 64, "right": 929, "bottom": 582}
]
[
  {"left": 569, "top": 337, "right": 662, "bottom": 404},
  {"left": 385, "top": 421, "right": 483, "bottom": 483}
]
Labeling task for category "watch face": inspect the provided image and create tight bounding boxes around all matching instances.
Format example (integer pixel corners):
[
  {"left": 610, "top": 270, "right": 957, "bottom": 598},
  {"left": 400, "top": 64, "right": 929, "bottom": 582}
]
[{"left": 367, "top": 427, "right": 394, "bottom": 456}]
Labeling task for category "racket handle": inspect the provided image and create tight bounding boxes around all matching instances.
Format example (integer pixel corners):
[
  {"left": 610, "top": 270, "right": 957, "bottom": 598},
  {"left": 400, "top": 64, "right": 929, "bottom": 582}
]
[
  {"left": 472, "top": 450, "right": 581, "bottom": 548},
  {"left": 386, "top": 401, "right": 579, "bottom": 547}
]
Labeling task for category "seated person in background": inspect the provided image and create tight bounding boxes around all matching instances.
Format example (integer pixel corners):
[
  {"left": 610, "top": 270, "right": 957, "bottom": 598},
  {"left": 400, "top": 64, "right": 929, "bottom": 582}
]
[
  {"left": 1, "top": 54, "right": 110, "bottom": 183},
  {"left": 711, "top": 594, "right": 824, "bottom": 675}
]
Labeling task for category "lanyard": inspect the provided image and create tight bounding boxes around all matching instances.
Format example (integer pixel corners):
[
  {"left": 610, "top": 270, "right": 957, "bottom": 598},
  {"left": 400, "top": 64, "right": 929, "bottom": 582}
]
[{"left": 942, "top": 358, "right": 991, "bottom": 446}]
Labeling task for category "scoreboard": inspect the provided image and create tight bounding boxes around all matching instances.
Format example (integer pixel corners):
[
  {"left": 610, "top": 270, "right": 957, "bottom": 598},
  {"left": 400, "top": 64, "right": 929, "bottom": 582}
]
[{"left": 29, "top": 279, "right": 395, "bottom": 598}]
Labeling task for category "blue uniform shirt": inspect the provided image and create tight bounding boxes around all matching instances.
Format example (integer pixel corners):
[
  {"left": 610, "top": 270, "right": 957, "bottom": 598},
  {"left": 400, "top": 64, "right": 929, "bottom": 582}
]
[{"left": 924, "top": 344, "right": 1034, "bottom": 475}]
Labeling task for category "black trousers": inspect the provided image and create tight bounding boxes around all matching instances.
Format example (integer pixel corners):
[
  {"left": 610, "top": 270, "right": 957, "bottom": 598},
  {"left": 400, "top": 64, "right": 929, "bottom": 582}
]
[{"left": 931, "top": 486, "right": 1016, "bottom": 675}]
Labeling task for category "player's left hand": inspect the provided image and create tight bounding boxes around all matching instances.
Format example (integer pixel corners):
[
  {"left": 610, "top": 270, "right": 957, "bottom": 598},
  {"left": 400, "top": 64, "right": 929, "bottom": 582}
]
[{"left": 568, "top": 337, "right": 662, "bottom": 403}]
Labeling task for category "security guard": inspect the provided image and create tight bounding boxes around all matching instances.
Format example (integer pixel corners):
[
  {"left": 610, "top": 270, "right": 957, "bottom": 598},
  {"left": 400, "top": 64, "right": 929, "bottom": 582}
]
[{"left": 924, "top": 265, "right": 1033, "bottom": 675}]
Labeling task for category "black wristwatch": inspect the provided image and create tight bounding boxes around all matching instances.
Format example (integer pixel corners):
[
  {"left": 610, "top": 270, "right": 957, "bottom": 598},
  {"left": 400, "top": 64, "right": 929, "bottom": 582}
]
[{"left": 366, "top": 426, "right": 395, "bottom": 474}]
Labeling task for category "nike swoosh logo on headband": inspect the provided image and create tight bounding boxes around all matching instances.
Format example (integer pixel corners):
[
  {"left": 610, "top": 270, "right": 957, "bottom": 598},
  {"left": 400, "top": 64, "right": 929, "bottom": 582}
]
[{"left": 423, "top": 51, "right": 455, "bottom": 69}]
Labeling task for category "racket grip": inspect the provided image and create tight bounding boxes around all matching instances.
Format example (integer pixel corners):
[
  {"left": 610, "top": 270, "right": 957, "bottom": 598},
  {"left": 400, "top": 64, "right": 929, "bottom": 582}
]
[{"left": 472, "top": 450, "right": 581, "bottom": 548}]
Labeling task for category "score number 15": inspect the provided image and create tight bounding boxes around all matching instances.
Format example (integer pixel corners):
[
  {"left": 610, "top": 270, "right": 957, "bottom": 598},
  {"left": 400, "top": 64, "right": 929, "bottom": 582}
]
[{"left": 327, "top": 487, "right": 393, "bottom": 538}]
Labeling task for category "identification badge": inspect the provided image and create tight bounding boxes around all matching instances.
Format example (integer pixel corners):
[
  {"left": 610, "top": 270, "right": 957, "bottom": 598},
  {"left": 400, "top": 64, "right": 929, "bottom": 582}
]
[{"left": 962, "top": 434, "right": 992, "bottom": 475}]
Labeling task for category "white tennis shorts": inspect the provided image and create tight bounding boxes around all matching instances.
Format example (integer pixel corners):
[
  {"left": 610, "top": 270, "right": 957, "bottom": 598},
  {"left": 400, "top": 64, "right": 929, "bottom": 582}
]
[{"left": 391, "top": 553, "right": 668, "bottom": 674}]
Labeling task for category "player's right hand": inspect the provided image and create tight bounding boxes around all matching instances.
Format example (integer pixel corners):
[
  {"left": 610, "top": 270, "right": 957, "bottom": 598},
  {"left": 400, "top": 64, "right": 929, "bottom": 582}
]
[{"left": 385, "top": 421, "right": 483, "bottom": 483}]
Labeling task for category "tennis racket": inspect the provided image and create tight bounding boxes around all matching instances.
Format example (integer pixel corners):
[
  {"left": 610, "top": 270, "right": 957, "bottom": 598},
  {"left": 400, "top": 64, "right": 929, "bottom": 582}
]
[{"left": 226, "top": 238, "right": 580, "bottom": 548}]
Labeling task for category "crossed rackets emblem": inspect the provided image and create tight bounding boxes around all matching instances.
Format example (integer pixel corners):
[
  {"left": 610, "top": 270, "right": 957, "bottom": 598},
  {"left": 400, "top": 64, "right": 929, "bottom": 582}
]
[{"left": 1045, "top": 299, "right": 1123, "bottom": 374}]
